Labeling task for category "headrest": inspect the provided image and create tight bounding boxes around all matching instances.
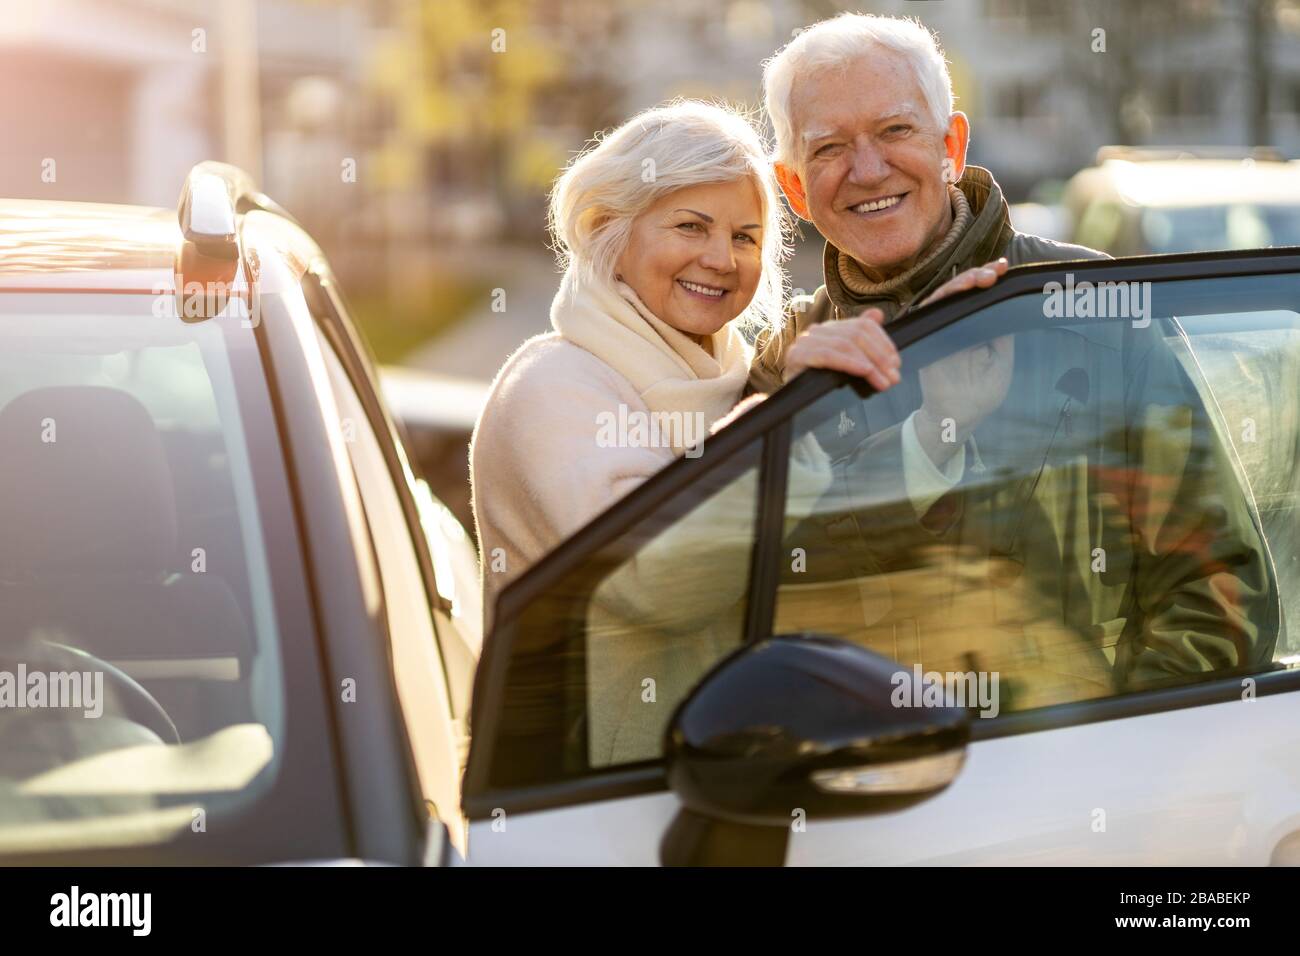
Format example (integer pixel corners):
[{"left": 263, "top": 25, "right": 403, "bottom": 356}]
[{"left": 0, "top": 386, "right": 177, "bottom": 576}]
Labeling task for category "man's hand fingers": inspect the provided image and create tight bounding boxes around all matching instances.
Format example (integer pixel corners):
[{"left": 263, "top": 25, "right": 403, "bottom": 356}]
[
  {"left": 789, "top": 340, "right": 897, "bottom": 390},
  {"left": 837, "top": 315, "right": 900, "bottom": 367},
  {"left": 786, "top": 314, "right": 901, "bottom": 390},
  {"left": 853, "top": 324, "right": 900, "bottom": 370},
  {"left": 919, "top": 257, "right": 1009, "bottom": 306}
]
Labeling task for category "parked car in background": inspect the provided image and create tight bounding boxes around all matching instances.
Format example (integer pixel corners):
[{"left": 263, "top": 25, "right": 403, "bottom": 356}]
[
  {"left": 1061, "top": 146, "right": 1300, "bottom": 256},
  {"left": 1008, "top": 201, "right": 1071, "bottom": 244}
]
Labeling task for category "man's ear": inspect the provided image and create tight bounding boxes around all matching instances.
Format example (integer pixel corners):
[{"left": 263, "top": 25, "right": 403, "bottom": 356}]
[
  {"left": 774, "top": 162, "right": 811, "bottom": 221},
  {"left": 944, "top": 111, "right": 971, "bottom": 182}
]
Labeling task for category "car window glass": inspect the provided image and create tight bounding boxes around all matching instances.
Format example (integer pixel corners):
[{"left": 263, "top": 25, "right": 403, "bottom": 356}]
[
  {"left": 584, "top": 459, "right": 761, "bottom": 767},
  {"left": 1166, "top": 308, "right": 1300, "bottom": 660},
  {"left": 0, "top": 294, "right": 295, "bottom": 849},
  {"left": 775, "top": 273, "right": 1293, "bottom": 716},
  {"left": 302, "top": 271, "right": 480, "bottom": 720},
  {"left": 482, "top": 444, "right": 762, "bottom": 788},
  {"left": 317, "top": 335, "right": 461, "bottom": 821}
]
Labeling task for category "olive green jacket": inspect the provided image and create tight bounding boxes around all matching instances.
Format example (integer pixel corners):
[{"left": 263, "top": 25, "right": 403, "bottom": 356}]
[{"left": 753, "top": 167, "right": 1278, "bottom": 702}]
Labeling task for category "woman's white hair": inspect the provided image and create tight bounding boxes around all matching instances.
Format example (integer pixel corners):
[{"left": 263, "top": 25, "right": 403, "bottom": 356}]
[
  {"left": 764, "top": 13, "right": 954, "bottom": 170},
  {"left": 548, "top": 99, "right": 791, "bottom": 337}
]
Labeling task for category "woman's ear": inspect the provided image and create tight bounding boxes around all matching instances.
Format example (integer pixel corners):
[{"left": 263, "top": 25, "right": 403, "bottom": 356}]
[{"left": 774, "top": 163, "right": 811, "bottom": 221}]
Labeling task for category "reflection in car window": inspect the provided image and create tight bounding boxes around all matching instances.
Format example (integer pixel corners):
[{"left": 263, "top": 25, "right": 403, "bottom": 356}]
[
  {"left": 483, "top": 444, "right": 761, "bottom": 786},
  {"left": 1166, "top": 309, "right": 1300, "bottom": 661},
  {"left": 776, "top": 275, "right": 1290, "bottom": 715},
  {"left": 583, "top": 427, "right": 835, "bottom": 766},
  {"left": 585, "top": 458, "right": 760, "bottom": 767}
]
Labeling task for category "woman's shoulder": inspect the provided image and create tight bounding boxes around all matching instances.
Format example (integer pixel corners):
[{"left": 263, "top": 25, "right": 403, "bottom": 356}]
[{"left": 483, "top": 332, "right": 639, "bottom": 409}]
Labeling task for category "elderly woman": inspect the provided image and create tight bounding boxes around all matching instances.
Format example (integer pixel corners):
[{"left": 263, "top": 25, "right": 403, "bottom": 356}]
[{"left": 471, "top": 101, "right": 900, "bottom": 609}]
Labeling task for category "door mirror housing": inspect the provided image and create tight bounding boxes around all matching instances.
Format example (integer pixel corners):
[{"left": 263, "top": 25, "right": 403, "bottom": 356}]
[{"left": 660, "top": 635, "right": 969, "bottom": 863}]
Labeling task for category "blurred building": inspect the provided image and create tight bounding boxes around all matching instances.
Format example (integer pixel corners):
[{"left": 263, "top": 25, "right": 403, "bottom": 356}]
[
  {"left": 3, "top": 0, "right": 1297, "bottom": 243},
  {"left": 865, "top": 0, "right": 1300, "bottom": 198},
  {"left": 0, "top": 0, "right": 214, "bottom": 208},
  {"left": 0, "top": 0, "right": 367, "bottom": 237}
]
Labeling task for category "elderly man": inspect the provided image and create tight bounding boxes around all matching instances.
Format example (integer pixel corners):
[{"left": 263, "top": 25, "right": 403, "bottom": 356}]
[{"left": 751, "top": 13, "right": 1276, "bottom": 703}]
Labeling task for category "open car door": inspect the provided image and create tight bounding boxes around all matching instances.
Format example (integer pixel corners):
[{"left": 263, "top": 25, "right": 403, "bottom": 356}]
[{"left": 462, "top": 248, "right": 1300, "bottom": 865}]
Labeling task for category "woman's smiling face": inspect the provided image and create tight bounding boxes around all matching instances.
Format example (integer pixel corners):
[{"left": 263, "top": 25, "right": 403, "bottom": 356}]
[{"left": 615, "top": 179, "right": 764, "bottom": 340}]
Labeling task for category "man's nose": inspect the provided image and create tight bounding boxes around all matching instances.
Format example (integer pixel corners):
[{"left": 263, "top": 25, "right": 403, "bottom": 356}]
[{"left": 847, "top": 139, "right": 891, "bottom": 186}]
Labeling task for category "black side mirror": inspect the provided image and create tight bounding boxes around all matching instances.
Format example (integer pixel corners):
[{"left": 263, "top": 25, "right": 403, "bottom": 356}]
[{"left": 660, "top": 634, "right": 970, "bottom": 866}]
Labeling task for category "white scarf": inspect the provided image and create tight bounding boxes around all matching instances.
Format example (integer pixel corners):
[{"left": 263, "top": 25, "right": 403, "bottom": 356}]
[{"left": 549, "top": 271, "right": 753, "bottom": 454}]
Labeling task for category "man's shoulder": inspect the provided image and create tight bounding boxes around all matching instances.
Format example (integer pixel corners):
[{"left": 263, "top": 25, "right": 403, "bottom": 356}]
[{"left": 1005, "top": 232, "right": 1110, "bottom": 266}]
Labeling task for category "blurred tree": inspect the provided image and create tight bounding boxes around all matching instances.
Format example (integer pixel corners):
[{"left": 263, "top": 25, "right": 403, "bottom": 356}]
[
  {"left": 1062, "top": 0, "right": 1279, "bottom": 149},
  {"left": 366, "top": 0, "right": 567, "bottom": 238}
]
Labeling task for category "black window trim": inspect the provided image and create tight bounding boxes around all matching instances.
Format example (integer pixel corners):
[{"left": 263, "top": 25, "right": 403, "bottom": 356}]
[{"left": 465, "top": 245, "right": 1300, "bottom": 820}]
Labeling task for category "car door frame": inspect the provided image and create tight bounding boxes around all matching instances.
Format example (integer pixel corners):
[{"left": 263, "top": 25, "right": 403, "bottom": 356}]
[
  {"left": 464, "top": 244, "right": 1300, "bottom": 829},
  {"left": 299, "top": 265, "right": 468, "bottom": 854},
  {"left": 246, "top": 240, "right": 424, "bottom": 864}
]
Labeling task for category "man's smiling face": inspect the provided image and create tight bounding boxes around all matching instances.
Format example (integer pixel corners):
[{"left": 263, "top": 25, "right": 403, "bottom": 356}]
[{"left": 783, "top": 51, "right": 967, "bottom": 283}]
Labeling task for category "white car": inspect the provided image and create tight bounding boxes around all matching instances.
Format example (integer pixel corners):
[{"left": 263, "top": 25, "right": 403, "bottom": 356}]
[{"left": 5, "top": 163, "right": 1299, "bottom": 866}]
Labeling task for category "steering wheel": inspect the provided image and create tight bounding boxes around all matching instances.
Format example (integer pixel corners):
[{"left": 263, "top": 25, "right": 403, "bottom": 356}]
[{"left": 0, "top": 641, "right": 181, "bottom": 745}]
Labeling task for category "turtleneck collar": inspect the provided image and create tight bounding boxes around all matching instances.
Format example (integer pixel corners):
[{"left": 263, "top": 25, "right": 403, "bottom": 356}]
[
  {"left": 836, "top": 185, "right": 972, "bottom": 297},
  {"left": 822, "top": 164, "right": 1016, "bottom": 323}
]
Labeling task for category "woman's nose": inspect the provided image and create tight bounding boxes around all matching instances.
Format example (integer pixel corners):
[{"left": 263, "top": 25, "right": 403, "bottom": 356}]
[{"left": 698, "top": 232, "right": 736, "bottom": 273}]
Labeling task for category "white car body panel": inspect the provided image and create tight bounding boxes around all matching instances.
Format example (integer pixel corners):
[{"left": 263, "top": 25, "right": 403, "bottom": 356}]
[{"left": 464, "top": 688, "right": 1300, "bottom": 866}]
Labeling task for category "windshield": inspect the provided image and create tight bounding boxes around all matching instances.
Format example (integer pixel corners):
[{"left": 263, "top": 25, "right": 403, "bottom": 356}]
[
  {"left": 0, "top": 291, "right": 309, "bottom": 857},
  {"left": 1142, "top": 204, "right": 1300, "bottom": 253}
]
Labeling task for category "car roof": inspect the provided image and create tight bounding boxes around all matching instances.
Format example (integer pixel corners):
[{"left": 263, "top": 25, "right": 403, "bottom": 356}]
[
  {"left": 0, "top": 197, "right": 182, "bottom": 291},
  {"left": 1080, "top": 159, "right": 1300, "bottom": 209}
]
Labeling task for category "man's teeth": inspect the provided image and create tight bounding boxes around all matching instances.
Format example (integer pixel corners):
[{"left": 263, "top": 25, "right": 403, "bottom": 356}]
[
  {"left": 679, "top": 280, "right": 725, "bottom": 297},
  {"left": 853, "top": 195, "right": 902, "bottom": 213}
]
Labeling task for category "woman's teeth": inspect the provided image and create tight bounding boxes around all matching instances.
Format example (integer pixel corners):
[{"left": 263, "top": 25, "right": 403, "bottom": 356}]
[
  {"left": 852, "top": 195, "right": 902, "bottom": 213},
  {"left": 678, "top": 280, "right": 725, "bottom": 298}
]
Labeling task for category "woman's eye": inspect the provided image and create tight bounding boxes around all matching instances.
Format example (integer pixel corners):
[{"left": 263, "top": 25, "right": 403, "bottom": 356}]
[
  {"left": 734, "top": 233, "right": 757, "bottom": 244},
  {"left": 676, "top": 221, "right": 704, "bottom": 233}
]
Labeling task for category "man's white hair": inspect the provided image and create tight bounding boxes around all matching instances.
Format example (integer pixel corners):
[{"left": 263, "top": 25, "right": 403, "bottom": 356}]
[
  {"left": 764, "top": 13, "right": 955, "bottom": 170},
  {"left": 548, "top": 99, "right": 791, "bottom": 337}
]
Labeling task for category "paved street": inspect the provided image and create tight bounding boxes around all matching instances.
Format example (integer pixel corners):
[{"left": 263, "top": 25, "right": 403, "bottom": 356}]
[{"left": 405, "top": 247, "right": 562, "bottom": 384}]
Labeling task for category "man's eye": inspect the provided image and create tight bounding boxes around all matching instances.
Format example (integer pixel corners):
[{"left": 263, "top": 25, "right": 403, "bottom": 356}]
[
  {"left": 734, "top": 233, "right": 757, "bottom": 244},
  {"left": 886, "top": 124, "right": 911, "bottom": 136},
  {"left": 814, "top": 143, "right": 841, "bottom": 158}
]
